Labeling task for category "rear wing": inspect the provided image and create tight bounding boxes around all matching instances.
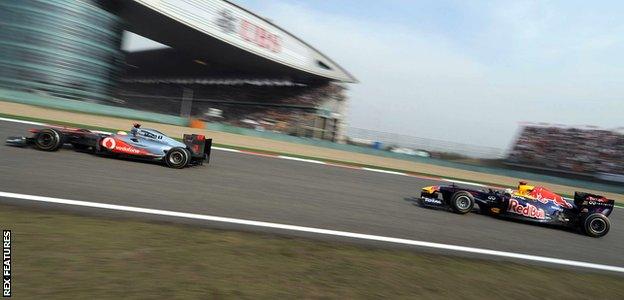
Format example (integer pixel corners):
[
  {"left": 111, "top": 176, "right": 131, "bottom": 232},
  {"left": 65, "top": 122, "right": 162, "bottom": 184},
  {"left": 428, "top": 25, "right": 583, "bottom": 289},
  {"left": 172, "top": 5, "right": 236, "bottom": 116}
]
[
  {"left": 574, "top": 192, "right": 615, "bottom": 216},
  {"left": 183, "top": 134, "right": 212, "bottom": 164}
]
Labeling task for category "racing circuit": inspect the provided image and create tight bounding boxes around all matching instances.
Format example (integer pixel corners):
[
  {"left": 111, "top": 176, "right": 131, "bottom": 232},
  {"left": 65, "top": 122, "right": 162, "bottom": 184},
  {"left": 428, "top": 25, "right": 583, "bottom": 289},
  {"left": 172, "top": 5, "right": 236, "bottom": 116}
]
[{"left": 1, "top": 120, "right": 623, "bottom": 271}]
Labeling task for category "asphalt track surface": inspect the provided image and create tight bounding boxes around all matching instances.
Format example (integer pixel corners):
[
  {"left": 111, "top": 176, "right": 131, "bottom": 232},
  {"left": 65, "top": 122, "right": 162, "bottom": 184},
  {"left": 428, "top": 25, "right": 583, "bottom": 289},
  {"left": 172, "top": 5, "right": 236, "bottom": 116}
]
[{"left": 1, "top": 120, "right": 623, "bottom": 268}]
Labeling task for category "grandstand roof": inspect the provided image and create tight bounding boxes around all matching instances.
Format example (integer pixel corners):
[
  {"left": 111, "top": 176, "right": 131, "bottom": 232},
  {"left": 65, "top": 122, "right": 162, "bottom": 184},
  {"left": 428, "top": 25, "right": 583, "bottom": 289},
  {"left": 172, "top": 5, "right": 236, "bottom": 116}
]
[{"left": 119, "top": 0, "right": 357, "bottom": 83}]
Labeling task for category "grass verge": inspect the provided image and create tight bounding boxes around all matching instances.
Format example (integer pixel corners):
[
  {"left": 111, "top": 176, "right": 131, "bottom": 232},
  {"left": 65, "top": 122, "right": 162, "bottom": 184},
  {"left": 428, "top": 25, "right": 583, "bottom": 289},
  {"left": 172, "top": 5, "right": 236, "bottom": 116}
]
[
  {"left": 1, "top": 112, "right": 622, "bottom": 206},
  {"left": 1, "top": 204, "right": 623, "bottom": 299}
]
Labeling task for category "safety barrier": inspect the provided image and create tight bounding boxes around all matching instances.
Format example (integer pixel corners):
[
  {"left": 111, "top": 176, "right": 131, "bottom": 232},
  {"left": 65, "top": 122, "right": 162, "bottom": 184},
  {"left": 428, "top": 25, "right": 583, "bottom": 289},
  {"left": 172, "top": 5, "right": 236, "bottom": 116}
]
[{"left": 0, "top": 88, "right": 188, "bottom": 126}]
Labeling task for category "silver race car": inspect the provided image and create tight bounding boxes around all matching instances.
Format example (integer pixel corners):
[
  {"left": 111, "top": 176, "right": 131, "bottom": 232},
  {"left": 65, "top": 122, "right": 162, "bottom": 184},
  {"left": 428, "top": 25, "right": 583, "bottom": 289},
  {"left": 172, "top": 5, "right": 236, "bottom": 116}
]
[{"left": 6, "top": 123, "right": 212, "bottom": 168}]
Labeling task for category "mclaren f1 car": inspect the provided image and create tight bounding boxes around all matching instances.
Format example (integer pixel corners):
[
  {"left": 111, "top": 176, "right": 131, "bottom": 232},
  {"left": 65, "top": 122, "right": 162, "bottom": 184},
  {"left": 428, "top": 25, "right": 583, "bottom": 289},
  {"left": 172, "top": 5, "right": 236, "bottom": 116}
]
[
  {"left": 6, "top": 123, "right": 212, "bottom": 169},
  {"left": 419, "top": 181, "right": 615, "bottom": 237}
]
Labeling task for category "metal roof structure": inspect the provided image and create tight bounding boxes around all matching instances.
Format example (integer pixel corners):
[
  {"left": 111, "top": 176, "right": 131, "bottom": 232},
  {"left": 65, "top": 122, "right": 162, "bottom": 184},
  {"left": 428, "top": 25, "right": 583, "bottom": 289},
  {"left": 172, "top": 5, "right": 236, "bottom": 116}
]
[{"left": 121, "top": 0, "right": 357, "bottom": 83}]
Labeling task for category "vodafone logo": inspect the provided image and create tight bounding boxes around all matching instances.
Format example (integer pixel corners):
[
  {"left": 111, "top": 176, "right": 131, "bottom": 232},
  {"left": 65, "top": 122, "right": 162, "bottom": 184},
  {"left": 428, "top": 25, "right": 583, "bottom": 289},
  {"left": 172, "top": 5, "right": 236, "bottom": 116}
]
[
  {"left": 115, "top": 146, "right": 140, "bottom": 154},
  {"left": 102, "top": 137, "right": 116, "bottom": 150},
  {"left": 100, "top": 137, "right": 145, "bottom": 155}
]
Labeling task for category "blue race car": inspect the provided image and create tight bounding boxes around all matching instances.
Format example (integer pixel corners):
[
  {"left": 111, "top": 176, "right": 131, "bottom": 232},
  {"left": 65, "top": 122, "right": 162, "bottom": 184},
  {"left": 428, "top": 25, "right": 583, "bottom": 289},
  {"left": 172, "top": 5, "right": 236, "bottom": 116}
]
[{"left": 419, "top": 182, "right": 615, "bottom": 237}]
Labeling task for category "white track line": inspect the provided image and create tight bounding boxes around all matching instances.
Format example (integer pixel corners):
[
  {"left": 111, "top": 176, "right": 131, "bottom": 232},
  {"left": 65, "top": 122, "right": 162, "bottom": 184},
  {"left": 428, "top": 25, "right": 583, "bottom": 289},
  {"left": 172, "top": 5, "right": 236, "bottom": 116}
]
[
  {"left": 277, "top": 156, "right": 325, "bottom": 164},
  {"left": 0, "top": 190, "right": 622, "bottom": 273},
  {"left": 0, "top": 117, "right": 46, "bottom": 126},
  {"left": 1, "top": 116, "right": 621, "bottom": 208},
  {"left": 212, "top": 146, "right": 242, "bottom": 153},
  {"left": 361, "top": 167, "right": 408, "bottom": 176}
]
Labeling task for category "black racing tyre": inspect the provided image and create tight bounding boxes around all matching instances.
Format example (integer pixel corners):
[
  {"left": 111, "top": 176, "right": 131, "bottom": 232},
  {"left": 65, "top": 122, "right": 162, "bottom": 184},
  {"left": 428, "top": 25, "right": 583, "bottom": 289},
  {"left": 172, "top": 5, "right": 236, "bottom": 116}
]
[
  {"left": 582, "top": 213, "right": 610, "bottom": 238},
  {"left": 165, "top": 147, "right": 191, "bottom": 169},
  {"left": 33, "top": 128, "right": 63, "bottom": 151},
  {"left": 450, "top": 191, "right": 475, "bottom": 214}
]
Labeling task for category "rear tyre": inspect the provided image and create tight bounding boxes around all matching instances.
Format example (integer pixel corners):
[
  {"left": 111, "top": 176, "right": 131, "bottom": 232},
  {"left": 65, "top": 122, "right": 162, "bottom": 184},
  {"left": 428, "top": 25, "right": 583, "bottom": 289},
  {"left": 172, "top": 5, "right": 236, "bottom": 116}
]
[
  {"left": 34, "top": 128, "right": 63, "bottom": 151},
  {"left": 450, "top": 191, "right": 474, "bottom": 214},
  {"left": 165, "top": 147, "right": 190, "bottom": 169},
  {"left": 582, "top": 213, "right": 610, "bottom": 238}
]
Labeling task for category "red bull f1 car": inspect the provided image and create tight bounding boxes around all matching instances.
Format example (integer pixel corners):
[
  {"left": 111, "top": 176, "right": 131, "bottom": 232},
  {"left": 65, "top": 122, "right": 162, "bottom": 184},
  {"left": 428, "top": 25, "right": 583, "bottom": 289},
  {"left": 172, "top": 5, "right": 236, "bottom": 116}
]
[
  {"left": 5, "top": 124, "right": 212, "bottom": 169},
  {"left": 419, "top": 182, "right": 615, "bottom": 237}
]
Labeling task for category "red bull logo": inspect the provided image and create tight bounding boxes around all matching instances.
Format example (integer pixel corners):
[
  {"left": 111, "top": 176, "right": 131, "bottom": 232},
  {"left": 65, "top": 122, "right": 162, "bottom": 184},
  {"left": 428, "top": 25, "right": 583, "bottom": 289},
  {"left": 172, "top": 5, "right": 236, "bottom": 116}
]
[
  {"left": 530, "top": 187, "right": 572, "bottom": 209},
  {"left": 508, "top": 199, "right": 545, "bottom": 219}
]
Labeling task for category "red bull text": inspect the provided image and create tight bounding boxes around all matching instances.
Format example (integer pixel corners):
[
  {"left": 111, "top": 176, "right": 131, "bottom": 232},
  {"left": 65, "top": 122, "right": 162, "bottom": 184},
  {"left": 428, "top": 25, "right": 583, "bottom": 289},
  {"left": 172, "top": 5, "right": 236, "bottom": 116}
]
[{"left": 508, "top": 199, "right": 545, "bottom": 219}]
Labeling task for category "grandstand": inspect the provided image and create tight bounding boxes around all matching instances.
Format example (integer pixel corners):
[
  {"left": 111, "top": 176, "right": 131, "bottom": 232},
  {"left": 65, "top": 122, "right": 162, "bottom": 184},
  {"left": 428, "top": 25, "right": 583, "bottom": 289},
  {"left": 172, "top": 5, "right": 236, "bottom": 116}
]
[
  {"left": 507, "top": 124, "right": 624, "bottom": 181},
  {"left": 115, "top": 48, "right": 349, "bottom": 140},
  {"left": 0, "top": 0, "right": 356, "bottom": 141}
]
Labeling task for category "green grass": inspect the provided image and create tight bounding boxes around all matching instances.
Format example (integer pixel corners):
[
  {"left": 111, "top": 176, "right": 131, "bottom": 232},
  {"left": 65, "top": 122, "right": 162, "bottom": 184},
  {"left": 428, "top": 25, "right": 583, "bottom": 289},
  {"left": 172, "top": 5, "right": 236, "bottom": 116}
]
[
  {"left": 1, "top": 112, "right": 622, "bottom": 207},
  {"left": 2, "top": 204, "right": 623, "bottom": 299}
]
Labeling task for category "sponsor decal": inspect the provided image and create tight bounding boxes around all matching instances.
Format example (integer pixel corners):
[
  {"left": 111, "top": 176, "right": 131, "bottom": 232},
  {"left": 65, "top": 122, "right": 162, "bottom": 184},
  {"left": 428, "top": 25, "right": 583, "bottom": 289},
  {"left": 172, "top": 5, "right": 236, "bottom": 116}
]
[
  {"left": 215, "top": 9, "right": 282, "bottom": 53},
  {"left": 490, "top": 208, "right": 500, "bottom": 214},
  {"left": 588, "top": 201, "right": 613, "bottom": 207},
  {"left": 114, "top": 145, "right": 141, "bottom": 155},
  {"left": 216, "top": 10, "right": 237, "bottom": 33},
  {"left": 422, "top": 197, "right": 443, "bottom": 205},
  {"left": 102, "top": 138, "right": 148, "bottom": 156},
  {"left": 586, "top": 196, "right": 610, "bottom": 206},
  {"left": 101, "top": 137, "right": 116, "bottom": 150},
  {"left": 508, "top": 199, "right": 545, "bottom": 219},
  {"left": 530, "top": 187, "right": 572, "bottom": 209},
  {"left": 3, "top": 230, "right": 10, "bottom": 298}
]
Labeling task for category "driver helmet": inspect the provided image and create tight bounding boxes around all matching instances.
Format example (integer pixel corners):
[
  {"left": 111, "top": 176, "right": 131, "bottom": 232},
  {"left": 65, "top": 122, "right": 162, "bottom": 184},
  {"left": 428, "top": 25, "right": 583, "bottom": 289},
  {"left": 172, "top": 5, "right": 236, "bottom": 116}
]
[
  {"left": 517, "top": 181, "right": 534, "bottom": 196},
  {"left": 130, "top": 123, "right": 141, "bottom": 136}
]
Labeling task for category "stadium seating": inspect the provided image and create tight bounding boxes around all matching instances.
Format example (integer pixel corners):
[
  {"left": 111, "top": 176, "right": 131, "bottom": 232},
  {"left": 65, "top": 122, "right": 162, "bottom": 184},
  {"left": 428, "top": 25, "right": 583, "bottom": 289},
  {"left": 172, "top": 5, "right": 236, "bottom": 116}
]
[
  {"left": 507, "top": 125, "right": 624, "bottom": 176},
  {"left": 110, "top": 80, "right": 345, "bottom": 140}
]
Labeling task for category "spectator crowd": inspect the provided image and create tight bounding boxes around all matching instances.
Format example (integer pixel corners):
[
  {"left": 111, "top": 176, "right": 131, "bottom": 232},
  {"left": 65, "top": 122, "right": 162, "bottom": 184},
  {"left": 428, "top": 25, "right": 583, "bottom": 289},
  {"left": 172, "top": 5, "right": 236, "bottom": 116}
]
[
  {"left": 507, "top": 125, "right": 624, "bottom": 175},
  {"left": 110, "top": 80, "right": 346, "bottom": 139}
]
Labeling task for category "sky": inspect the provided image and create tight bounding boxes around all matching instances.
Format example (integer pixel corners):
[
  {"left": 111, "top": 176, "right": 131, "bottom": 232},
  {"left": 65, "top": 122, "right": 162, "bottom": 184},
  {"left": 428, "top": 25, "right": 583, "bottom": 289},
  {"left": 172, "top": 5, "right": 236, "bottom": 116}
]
[
  {"left": 232, "top": 0, "right": 624, "bottom": 149},
  {"left": 125, "top": 1, "right": 624, "bottom": 149}
]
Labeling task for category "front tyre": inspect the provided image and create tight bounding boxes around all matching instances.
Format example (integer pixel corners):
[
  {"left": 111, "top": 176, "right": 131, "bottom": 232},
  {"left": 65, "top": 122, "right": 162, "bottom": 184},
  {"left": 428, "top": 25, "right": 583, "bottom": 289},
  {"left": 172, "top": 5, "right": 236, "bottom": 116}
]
[
  {"left": 165, "top": 147, "right": 191, "bottom": 169},
  {"left": 582, "top": 213, "right": 610, "bottom": 238},
  {"left": 450, "top": 191, "right": 474, "bottom": 214},
  {"left": 34, "top": 128, "right": 63, "bottom": 151}
]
